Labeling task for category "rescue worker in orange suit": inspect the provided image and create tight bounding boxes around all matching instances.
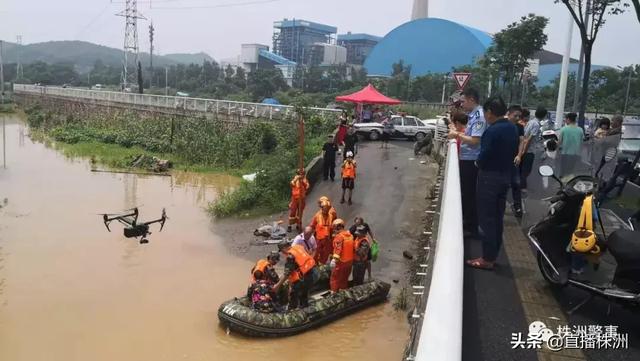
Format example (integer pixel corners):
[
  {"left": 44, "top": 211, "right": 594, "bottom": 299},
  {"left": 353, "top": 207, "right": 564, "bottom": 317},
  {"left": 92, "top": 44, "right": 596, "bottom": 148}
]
[
  {"left": 317, "top": 196, "right": 338, "bottom": 220},
  {"left": 274, "top": 240, "right": 318, "bottom": 309},
  {"left": 340, "top": 151, "right": 357, "bottom": 205},
  {"left": 288, "top": 169, "right": 310, "bottom": 233},
  {"left": 247, "top": 251, "right": 280, "bottom": 298},
  {"left": 309, "top": 200, "right": 336, "bottom": 264},
  {"left": 329, "top": 219, "right": 355, "bottom": 292},
  {"left": 351, "top": 226, "right": 372, "bottom": 285}
]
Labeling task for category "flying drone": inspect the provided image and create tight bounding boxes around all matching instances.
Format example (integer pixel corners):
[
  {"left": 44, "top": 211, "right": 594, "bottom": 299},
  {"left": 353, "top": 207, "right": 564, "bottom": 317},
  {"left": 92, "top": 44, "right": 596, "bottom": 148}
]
[{"left": 101, "top": 207, "right": 167, "bottom": 244}]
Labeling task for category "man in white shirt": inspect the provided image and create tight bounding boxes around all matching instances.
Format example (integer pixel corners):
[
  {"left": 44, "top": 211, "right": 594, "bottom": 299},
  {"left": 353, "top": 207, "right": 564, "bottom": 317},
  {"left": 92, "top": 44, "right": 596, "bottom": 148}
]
[
  {"left": 519, "top": 107, "right": 544, "bottom": 190},
  {"left": 291, "top": 226, "right": 317, "bottom": 259}
]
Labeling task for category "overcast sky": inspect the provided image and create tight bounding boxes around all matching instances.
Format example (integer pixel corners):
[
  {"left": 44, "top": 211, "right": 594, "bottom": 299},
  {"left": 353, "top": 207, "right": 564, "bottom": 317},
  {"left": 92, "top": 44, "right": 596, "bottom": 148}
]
[{"left": 1, "top": 0, "right": 639, "bottom": 67}]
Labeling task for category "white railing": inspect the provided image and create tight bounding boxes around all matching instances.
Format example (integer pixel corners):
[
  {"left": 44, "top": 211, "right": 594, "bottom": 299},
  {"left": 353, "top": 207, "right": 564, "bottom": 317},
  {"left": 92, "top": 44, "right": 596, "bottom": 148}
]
[
  {"left": 416, "top": 139, "right": 464, "bottom": 361},
  {"left": 12, "top": 84, "right": 342, "bottom": 120}
]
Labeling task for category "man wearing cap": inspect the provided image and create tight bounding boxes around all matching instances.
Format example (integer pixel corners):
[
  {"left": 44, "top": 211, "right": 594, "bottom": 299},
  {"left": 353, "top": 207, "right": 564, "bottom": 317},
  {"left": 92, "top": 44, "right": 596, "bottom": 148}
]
[
  {"left": 250, "top": 251, "right": 281, "bottom": 284},
  {"left": 448, "top": 88, "right": 486, "bottom": 238},
  {"left": 287, "top": 169, "right": 310, "bottom": 233},
  {"left": 309, "top": 200, "right": 336, "bottom": 263},
  {"left": 274, "top": 240, "right": 317, "bottom": 309},
  {"left": 340, "top": 151, "right": 357, "bottom": 205},
  {"left": 351, "top": 225, "right": 371, "bottom": 285},
  {"left": 329, "top": 219, "right": 355, "bottom": 292},
  {"left": 317, "top": 196, "right": 338, "bottom": 220}
]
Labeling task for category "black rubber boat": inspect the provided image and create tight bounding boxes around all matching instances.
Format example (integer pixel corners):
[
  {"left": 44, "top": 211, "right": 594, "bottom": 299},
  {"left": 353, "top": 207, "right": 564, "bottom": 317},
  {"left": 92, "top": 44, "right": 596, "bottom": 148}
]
[{"left": 218, "top": 272, "right": 391, "bottom": 337}]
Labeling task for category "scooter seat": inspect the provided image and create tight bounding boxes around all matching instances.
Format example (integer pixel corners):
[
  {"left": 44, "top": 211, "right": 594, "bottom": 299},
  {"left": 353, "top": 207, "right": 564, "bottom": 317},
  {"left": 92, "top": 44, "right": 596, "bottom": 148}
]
[
  {"left": 607, "top": 230, "right": 640, "bottom": 293},
  {"left": 608, "top": 230, "right": 640, "bottom": 264}
]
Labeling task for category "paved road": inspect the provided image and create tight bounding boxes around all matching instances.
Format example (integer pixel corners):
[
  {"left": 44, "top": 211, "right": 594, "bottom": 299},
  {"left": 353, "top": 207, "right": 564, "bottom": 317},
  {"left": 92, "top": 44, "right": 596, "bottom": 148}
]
[
  {"left": 463, "top": 148, "right": 640, "bottom": 361},
  {"left": 220, "top": 139, "right": 437, "bottom": 286}
]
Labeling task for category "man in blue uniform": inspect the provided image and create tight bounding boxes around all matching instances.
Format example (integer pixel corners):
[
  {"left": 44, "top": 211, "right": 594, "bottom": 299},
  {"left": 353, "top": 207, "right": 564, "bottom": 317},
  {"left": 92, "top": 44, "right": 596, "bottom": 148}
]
[
  {"left": 448, "top": 88, "right": 486, "bottom": 238},
  {"left": 466, "top": 97, "right": 519, "bottom": 270}
]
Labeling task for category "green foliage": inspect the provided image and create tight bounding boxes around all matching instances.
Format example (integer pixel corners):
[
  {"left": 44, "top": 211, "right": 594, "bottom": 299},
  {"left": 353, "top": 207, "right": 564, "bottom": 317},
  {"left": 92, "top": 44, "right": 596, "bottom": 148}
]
[
  {"left": 209, "top": 104, "right": 334, "bottom": 217},
  {"left": 482, "top": 14, "right": 549, "bottom": 102},
  {"left": 247, "top": 68, "right": 289, "bottom": 100}
]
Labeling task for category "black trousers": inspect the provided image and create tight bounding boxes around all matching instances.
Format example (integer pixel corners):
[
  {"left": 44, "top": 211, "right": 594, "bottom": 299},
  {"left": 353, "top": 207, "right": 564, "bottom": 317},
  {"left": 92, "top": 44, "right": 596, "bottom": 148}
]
[
  {"left": 460, "top": 160, "right": 479, "bottom": 234},
  {"left": 289, "top": 268, "right": 317, "bottom": 309},
  {"left": 322, "top": 158, "right": 336, "bottom": 180},
  {"left": 352, "top": 261, "right": 366, "bottom": 285},
  {"left": 477, "top": 170, "right": 510, "bottom": 262},
  {"left": 520, "top": 153, "right": 535, "bottom": 189}
]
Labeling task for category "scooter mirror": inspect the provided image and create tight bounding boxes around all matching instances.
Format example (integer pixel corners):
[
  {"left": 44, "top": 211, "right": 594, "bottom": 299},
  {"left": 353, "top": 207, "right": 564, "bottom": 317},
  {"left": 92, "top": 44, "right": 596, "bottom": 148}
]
[
  {"left": 604, "top": 147, "right": 617, "bottom": 162},
  {"left": 539, "top": 165, "right": 554, "bottom": 177}
]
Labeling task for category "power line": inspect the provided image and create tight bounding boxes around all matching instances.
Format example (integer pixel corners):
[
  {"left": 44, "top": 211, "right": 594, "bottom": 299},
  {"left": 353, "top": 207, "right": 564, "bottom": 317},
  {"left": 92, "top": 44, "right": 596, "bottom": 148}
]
[{"left": 150, "top": 0, "right": 281, "bottom": 10}]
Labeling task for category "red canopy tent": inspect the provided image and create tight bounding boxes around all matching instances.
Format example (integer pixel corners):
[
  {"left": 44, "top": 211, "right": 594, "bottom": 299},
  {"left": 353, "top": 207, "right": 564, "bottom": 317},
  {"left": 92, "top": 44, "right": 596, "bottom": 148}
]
[{"left": 335, "top": 84, "right": 401, "bottom": 105}]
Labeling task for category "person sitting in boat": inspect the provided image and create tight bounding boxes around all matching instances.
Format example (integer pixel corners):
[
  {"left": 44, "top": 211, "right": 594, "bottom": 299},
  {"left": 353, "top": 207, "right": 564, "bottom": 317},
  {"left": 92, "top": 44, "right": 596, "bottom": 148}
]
[
  {"left": 352, "top": 226, "right": 371, "bottom": 285},
  {"left": 247, "top": 252, "right": 280, "bottom": 300},
  {"left": 249, "top": 277, "right": 278, "bottom": 313},
  {"left": 274, "top": 240, "right": 318, "bottom": 309},
  {"left": 250, "top": 251, "right": 280, "bottom": 284}
]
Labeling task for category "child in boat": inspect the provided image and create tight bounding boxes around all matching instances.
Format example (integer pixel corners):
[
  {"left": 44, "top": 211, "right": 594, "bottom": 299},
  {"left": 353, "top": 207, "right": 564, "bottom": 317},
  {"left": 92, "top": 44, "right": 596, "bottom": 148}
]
[{"left": 249, "top": 272, "right": 278, "bottom": 313}]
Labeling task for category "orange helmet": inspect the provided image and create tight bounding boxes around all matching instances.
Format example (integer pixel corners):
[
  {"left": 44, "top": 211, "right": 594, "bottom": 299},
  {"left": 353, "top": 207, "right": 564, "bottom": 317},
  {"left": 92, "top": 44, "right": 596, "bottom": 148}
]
[{"left": 332, "top": 218, "right": 345, "bottom": 228}]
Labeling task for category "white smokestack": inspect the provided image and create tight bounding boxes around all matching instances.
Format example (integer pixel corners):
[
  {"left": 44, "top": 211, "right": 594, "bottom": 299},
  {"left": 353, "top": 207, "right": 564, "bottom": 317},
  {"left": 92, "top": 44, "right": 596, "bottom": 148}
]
[{"left": 411, "top": 0, "right": 429, "bottom": 20}]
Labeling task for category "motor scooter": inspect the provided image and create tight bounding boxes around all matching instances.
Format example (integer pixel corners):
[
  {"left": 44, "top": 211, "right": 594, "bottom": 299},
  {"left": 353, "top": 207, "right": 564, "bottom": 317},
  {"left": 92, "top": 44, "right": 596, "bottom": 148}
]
[{"left": 528, "top": 160, "right": 640, "bottom": 311}]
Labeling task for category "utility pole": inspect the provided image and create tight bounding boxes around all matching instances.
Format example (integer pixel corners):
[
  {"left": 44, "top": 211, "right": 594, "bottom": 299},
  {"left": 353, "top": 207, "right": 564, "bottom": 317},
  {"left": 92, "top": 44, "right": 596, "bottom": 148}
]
[
  {"left": 165, "top": 66, "right": 168, "bottom": 96},
  {"left": 1, "top": 40, "right": 5, "bottom": 168},
  {"left": 624, "top": 69, "right": 632, "bottom": 115},
  {"left": 572, "top": 0, "right": 592, "bottom": 112},
  {"left": 440, "top": 73, "right": 448, "bottom": 104},
  {"left": 117, "top": 0, "right": 146, "bottom": 91},
  {"left": 0, "top": 40, "right": 5, "bottom": 105},
  {"left": 555, "top": 13, "right": 574, "bottom": 130},
  {"left": 149, "top": 21, "right": 154, "bottom": 87},
  {"left": 16, "top": 35, "right": 24, "bottom": 82}
]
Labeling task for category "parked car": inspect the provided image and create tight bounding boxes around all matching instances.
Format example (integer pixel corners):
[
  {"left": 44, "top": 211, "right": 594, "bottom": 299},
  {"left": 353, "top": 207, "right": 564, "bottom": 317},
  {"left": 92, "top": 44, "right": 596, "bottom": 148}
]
[
  {"left": 620, "top": 121, "right": 640, "bottom": 158},
  {"left": 353, "top": 115, "right": 435, "bottom": 141}
]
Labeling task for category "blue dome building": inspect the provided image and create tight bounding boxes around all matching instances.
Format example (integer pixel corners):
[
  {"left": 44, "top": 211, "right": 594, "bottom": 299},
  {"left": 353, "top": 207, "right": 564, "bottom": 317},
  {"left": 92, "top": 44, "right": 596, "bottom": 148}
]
[{"left": 364, "top": 18, "right": 492, "bottom": 77}]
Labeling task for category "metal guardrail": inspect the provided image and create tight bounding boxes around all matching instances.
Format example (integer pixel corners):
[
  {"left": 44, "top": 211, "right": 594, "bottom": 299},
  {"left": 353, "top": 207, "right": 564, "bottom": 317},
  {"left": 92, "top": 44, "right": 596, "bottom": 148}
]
[
  {"left": 12, "top": 84, "right": 342, "bottom": 120},
  {"left": 415, "top": 139, "right": 464, "bottom": 361}
]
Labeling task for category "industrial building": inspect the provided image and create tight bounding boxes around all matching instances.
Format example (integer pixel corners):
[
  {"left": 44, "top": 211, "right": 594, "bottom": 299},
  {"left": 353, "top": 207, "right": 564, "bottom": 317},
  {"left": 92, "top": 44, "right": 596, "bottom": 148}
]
[
  {"left": 364, "top": 17, "right": 492, "bottom": 78},
  {"left": 272, "top": 19, "right": 340, "bottom": 66},
  {"left": 337, "top": 33, "right": 382, "bottom": 65},
  {"left": 239, "top": 43, "right": 297, "bottom": 86}
]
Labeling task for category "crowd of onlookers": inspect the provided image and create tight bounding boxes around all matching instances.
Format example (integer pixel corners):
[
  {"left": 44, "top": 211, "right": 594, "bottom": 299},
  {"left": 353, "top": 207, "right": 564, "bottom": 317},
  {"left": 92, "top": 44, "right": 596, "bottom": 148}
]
[{"left": 445, "top": 88, "right": 628, "bottom": 270}]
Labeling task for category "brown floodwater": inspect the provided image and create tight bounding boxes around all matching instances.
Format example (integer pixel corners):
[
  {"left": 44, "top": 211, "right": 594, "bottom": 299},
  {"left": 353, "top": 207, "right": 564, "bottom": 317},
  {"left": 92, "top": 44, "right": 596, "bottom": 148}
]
[{"left": 0, "top": 114, "right": 408, "bottom": 361}]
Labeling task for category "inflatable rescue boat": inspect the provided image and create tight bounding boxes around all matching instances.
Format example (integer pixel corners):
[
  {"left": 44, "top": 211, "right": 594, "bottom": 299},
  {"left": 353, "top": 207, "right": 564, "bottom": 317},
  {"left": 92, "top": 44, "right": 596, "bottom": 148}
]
[{"left": 218, "top": 266, "right": 390, "bottom": 337}]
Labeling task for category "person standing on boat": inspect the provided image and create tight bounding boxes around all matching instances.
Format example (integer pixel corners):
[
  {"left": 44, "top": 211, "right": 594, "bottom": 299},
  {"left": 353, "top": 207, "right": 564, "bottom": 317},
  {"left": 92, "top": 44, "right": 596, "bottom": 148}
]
[
  {"left": 309, "top": 200, "right": 337, "bottom": 264},
  {"left": 329, "top": 219, "right": 355, "bottom": 292},
  {"left": 351, "top": 226, "right": 371, "bottom": 285},
  {"left": 291, "top": 226, "right": 317, "bottom": 259},
  {"left": 275, "top": 241, "right": 318, "bottom": 309}
]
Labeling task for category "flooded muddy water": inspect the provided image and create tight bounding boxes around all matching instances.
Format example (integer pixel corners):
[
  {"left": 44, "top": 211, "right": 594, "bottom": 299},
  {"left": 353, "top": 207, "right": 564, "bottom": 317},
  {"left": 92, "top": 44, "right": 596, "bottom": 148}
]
[{"left": 0, "top": 114, "right": 408, "bottom": 361}]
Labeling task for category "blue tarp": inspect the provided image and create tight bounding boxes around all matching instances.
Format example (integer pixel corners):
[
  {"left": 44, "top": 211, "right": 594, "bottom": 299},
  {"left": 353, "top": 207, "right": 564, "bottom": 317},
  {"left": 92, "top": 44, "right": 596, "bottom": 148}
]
[{"left": 262, "top": 98, "right": 280, "bottom": 105}]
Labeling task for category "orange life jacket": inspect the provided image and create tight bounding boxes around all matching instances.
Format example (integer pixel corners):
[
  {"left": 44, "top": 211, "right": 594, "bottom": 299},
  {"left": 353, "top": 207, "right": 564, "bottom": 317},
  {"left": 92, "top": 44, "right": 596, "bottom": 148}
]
[
  {"left": 313, "top": 211, "right": 333, "bottom": 240},
  {"left": 250, "top": 259, "right": 270, "bottom": 282},
  {"left": 291, "top": 177, "right": 308, "bottom": 198},
  {"left": 342, "top": 160, "right": 356, "bottom": 178},
  {"left": 354, "top": 236, "right": 370, "bottom": 262},
  {"left": 287, "top": 244, "right": 316, "bottom": 283},
  {"left": 332, "top": 230, "right": 355, "bottom": 263}
]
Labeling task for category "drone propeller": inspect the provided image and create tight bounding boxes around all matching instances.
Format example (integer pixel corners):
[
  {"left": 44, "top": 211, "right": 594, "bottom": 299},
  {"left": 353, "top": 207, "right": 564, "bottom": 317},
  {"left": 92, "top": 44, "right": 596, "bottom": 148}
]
[{"left": 103, "top": 214, "right": 112, "bottom": 232}]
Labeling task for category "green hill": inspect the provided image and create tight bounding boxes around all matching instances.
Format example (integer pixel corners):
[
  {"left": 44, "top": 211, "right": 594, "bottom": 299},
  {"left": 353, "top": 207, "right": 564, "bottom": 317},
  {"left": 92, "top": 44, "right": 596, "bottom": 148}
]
[
  {"left": 0, "top": 40, "right": 214, "bottom": 72},
  {"left": 164, "top": 52, "right": 214, "bottom": 64}
]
